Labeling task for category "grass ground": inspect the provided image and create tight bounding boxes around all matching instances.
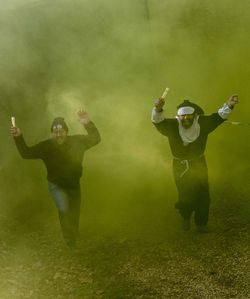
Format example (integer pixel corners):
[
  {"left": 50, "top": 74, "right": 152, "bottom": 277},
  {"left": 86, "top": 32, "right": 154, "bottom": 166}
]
[{"left": 0, "top": 189, "right": 250, "bottom": 299}]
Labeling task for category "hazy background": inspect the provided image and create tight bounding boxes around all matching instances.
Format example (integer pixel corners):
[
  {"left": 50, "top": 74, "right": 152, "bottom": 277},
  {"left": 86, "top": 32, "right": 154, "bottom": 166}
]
[{"left": 0, "top": 0, "right": 249, "bottom": 241}]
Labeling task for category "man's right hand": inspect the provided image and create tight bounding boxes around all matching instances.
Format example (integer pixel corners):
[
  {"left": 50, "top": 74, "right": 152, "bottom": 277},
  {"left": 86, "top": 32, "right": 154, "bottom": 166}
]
[
  {"left": 154, "top": 97, "right": 165, "bottom": 112},
  {"left": 10, "top": 126, "right": 21, "bottom": 137}
]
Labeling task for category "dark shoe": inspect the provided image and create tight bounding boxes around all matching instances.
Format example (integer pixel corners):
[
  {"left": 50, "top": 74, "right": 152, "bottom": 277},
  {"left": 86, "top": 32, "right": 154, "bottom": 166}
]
[
  {"left": 196, "top": 225, "right": 209, "bottom": 233},
  {"left": 182, "top": 218, "right": 191, "bottom": 231}
]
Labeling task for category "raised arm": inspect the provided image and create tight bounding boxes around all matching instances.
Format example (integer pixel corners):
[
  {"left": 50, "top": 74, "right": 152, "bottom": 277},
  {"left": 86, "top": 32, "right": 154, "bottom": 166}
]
[
  {"left": 227, "top": 94, "right": 239, "bottom": 109},
  {"left": 77, "top": 109, "right": 101, "bottom": 149},
  {"left": 151, "top": 93, "right": 171, "bottom": 136},
  {"left": 202, "top": 94, "right": 239, "bottom": 134},
  {"left": 218, "top": 94, "right": 239, "bottom": 119},
  {"left": 151, "top": 87, "right": 170, "bottom": 123},
  {"left": 10, "top": 124, "right": 42, "bottom": 159}
]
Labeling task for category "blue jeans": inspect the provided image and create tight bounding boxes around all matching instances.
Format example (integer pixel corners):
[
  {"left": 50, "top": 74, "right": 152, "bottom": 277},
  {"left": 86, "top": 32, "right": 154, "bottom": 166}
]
[{"left": 48, "top": 181, "right": 81, "bottom": 247}]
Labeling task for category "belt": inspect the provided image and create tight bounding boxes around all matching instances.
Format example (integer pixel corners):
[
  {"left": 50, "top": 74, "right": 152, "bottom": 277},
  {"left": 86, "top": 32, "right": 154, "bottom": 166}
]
[{"left": 173, "top": 154, "right": 204, "bottom": 178}]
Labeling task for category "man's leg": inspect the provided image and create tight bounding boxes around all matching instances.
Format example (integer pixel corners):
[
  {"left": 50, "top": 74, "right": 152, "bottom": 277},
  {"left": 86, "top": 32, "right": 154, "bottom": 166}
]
[
  {"left": 175, "top": 177, "right": 195, "bottom": 231},
  {"left": 194, "top": 182, "right": 210, "bottom": 232},
  {"left": 175, "top": 197, "right": 194, "bottom": 230},
  {"left": 173, "top": 160, "right": 195, "bottom": 230},
  {"left": 48, "top": 182, "right": 80, "bottom": 248},
  {"left": 194, "top": 200, "right": 210, "bottom": 229},
  {"left": 67, "top": 187, "right": 81, "bottom": 247}
]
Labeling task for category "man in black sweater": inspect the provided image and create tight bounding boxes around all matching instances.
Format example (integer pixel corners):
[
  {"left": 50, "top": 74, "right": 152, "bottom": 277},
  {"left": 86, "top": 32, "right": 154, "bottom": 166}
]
[
  {"left": 151, "top": 94, "right": 238, "bottom": 232},
  {"left": 11, "top": 109, "right": 101, "bottom": 247}
]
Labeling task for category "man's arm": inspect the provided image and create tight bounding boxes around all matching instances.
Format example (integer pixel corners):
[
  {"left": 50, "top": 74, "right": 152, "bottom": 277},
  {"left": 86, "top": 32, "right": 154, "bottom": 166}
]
[
  {"left": 218, "top": 94, "right": 239, "bottom": 119},
  {"left": 77, "top": 109, "right": 101, "bottom": 149},
  {"left": 151, "top": 97, "right": 166, "bottom": 124},
  {"left": 151, "top": 97, "right": 171, "bottom": 136},
  {"left": 10, "top": 125, "right": 42, "bottom": 159},
  {"left": 203, "top": 94, "right": 239, "bottom": 134}
]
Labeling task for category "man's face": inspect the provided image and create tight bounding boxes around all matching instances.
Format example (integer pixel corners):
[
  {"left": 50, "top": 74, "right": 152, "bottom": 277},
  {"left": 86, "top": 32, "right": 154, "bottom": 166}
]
[
  {"left": 178, "top": 114, "right": 195, "bottom": 129},
  {"left": 51, "top": 128, "right": 68, "bottom": 144}
]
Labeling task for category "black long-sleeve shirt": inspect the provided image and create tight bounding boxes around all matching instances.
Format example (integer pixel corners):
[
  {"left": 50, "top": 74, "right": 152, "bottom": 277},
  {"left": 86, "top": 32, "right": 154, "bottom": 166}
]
[
  {"left": 153, "top": 113, "right": 225, "bottom": 160},
  {"left": 14, "top": 122, "right": 101, "bottom": 188}
]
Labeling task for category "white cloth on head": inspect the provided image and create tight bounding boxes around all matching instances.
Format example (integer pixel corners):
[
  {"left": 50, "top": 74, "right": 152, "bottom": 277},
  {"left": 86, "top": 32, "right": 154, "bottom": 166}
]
[
  {"left": 177, "top": 106, "right": 195, "bottom": 116},
  {"left": 177, "top": 115, "right": 200, "bottom": 145}
]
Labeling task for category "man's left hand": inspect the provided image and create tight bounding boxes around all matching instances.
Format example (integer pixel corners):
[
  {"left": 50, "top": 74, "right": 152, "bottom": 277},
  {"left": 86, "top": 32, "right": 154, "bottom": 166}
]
[
  {"left": 77, "top": 109, "right": 90, "bottom": 125},
  {"left": 227, "top": 94, "right": 239, "bottom": 109}
]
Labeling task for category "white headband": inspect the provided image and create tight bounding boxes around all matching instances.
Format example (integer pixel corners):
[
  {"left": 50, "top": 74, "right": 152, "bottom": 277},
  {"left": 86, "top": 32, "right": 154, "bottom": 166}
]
[{"left": 177, "top": 106, "right": 195, "bottom": 116}]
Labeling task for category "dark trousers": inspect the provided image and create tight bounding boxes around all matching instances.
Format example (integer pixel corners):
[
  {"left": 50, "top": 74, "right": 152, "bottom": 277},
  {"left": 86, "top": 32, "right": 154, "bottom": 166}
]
[
  {"left": 48, "top": 182, "right": 81, "bottom": 247},
  {"left": 173, "top": 156, "right": 210, "bottom": 226}
]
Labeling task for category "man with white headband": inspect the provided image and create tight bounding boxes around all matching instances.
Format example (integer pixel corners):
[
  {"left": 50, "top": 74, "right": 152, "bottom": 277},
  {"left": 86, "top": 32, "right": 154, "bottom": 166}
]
[
  {"left": 11, "top": 109, "right": 101, "bottom": 248},
  {"left": 151, "top": 94, "right": 238, "bottom": 232}
]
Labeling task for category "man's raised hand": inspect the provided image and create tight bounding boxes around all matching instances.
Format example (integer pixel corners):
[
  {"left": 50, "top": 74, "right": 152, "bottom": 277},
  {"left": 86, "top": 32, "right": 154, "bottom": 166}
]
[
  {"left": 77, "top": 109, "right": 90, "bottom": 125},
  {"left": 154, "top": 87, "right": 170, "bottom": 112},
  {"left": 155, "top": 97, "right": 165, "bottom": 112},
  {"left": 227, "top": 94, "right": 239, "bottom": 109},
  {"left": 10, "top": 125, "right": 21, "bottom": 137}
]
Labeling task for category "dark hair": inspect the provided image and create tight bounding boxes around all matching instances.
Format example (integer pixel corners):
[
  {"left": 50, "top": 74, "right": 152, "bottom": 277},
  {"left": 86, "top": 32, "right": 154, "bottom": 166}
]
[
  {"left": 177, "top": 100, "right": 204, "bottom": 115},
  {"left": 50, "top": 117, "right": 69, "bottom": 132}
]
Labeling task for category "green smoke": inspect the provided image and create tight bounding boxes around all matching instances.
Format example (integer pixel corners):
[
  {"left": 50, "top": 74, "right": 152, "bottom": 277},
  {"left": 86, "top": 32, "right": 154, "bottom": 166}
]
[
  {"left": 0, "top": 1, "right": 250, "bottom": 296},
  {"left": 0, "top": 0, "right": 249, "bottom": 232}
]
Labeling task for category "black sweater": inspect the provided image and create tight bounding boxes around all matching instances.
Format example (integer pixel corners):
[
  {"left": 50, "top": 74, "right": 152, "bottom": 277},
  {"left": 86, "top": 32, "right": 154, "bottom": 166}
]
[
  {"left": 153, "top": 113, "right": 225, "bottom": 160},
  {"left": 14, "top": 122, "right": 101, "bottom": 188}
]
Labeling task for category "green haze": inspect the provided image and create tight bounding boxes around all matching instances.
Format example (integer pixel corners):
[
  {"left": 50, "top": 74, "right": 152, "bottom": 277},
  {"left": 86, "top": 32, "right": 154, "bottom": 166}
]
[{"left": 0, "top": 1, "right": 250, "bottom": 297}]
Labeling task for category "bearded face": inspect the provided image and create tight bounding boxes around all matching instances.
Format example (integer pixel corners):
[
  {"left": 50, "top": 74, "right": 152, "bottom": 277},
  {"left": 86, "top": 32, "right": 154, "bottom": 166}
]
[
  {"left": 177, "top": 114, "right": 195, "bottom": 129},
  {"left": 51, "top": 127, "right": 68, "bottom": 144}
]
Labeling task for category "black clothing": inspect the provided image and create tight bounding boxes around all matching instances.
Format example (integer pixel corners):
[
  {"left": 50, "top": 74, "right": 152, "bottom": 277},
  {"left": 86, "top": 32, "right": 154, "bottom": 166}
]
[
  {"left": 173, "top": 155, "right": 210, "bottom": 225},
  {"left": 14, "top": 121, "right": 100, "bottom": 247},
  {"left": 154, "top": 113, "right": 225, "bottom": 226},
  {"left": 154, "top": 113, "right": 224, "bottom": 159},
  {"left": 14, "top": 122, "right": 101, "bottom": 188}
]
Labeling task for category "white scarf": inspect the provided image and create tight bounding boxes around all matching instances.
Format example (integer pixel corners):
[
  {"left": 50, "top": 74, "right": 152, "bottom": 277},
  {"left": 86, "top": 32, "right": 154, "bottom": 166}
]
[{"left": 177, "top": 115, "right": 200, "bottom": 145}]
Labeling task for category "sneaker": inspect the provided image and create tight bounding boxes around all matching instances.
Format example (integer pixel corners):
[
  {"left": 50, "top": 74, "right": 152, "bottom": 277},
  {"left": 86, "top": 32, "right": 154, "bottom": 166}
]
[{"left": 182, "top": 218, "right": 191, "bottom": 231}]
